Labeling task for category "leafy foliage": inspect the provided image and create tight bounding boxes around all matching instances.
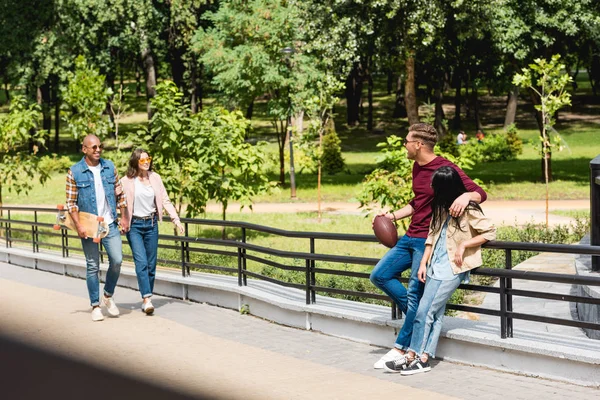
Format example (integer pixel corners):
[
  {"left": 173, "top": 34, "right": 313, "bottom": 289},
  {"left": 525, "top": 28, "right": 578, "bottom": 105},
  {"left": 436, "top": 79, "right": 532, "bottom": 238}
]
[
  {"left": 135, "top": 81, "right": 275, "bottom": 220},
  {"left": 61, "top": 55, "right": 112, "bottom": 140},
  {"left": 459, "top": 127, "right": 523, "bottom": 163},
  {"left": 321, "top": 130, "right": 345, "bottom": 175},
  {"left": 0, "top": 95, "right": 49, "bottom": 208}
]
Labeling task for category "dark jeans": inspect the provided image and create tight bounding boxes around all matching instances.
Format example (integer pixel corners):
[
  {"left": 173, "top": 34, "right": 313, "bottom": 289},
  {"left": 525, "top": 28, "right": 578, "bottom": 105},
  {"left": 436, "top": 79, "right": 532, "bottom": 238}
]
[{"left": 126, "top": 216, "right": 159, "bottom": 298}]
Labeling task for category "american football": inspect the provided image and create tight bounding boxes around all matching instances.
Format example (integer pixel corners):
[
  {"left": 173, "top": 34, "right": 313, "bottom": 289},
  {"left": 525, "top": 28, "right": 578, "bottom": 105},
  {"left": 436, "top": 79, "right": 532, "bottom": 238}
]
[{"left": 373, "top": 215, "right": 398, "bottom": 248}]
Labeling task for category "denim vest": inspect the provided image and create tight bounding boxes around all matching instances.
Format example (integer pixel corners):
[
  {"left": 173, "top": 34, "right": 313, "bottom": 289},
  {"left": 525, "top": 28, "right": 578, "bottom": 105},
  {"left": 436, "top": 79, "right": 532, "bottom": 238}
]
[{"left": 70, "top": 157, "right": 118, "bottom": 220}]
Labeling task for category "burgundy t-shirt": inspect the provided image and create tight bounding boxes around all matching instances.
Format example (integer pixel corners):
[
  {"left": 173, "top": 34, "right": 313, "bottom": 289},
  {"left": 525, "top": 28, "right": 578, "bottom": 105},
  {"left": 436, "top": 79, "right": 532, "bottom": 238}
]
[{"left": 406, "top": 156, "right": 487, "bottom": 238}]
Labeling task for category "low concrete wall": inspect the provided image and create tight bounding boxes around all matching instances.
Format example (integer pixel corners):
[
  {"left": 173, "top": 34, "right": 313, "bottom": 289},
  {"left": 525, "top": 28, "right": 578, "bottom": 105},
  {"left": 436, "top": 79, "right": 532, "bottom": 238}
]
[
  {"left": 2, "top": 246, "right": 600, "bottom": 388},
  {"left": 575, "top": 235, "right": 600, "bottom": 340}
]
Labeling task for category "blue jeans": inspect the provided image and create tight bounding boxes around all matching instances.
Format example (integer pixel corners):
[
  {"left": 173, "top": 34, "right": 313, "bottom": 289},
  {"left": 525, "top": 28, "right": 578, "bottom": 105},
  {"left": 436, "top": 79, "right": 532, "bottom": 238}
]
[
  {"left": 408, "top": 275, "right": 462, "bottom": 358},
  {"left": 81, "top": 222, "right": 123, "bottom": 306},
  {"left": 370, "top": 235, "right": 426, "bottom": 349},
  {"left": 126, "top": 216, "right": 159, "bottom": 298}
]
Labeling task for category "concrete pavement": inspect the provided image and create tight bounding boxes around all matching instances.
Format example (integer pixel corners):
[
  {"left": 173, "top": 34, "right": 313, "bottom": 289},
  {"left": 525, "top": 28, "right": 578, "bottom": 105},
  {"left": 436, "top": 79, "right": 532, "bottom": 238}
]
[{"left": 1, "top": 262, "right": 599, "bottom": 400}]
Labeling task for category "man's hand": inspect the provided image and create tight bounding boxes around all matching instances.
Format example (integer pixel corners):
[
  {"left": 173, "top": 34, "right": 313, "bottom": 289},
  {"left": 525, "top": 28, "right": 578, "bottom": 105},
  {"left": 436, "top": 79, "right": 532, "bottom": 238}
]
[
  {"left": 371, "top": 211, "right": 394, "bottom": 227},
  {"left": 418, "top": 263, "right": 427, "bottom": 283},
  {"left": 449, "top": 193, "right": 472, "bottom": 217},
  {"left": 75, "top": 224, "right": 88, "bottom": 239},
  {"left": 454, "top": 244, "right": 465, "bottom": 267},
  {"left": 119, "top": 219, "right": 129, "bottom": 234}
]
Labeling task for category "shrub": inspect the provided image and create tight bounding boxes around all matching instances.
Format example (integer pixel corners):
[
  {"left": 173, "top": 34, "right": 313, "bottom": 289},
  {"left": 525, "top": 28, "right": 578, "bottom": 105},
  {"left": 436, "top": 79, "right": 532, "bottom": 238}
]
[
  {"left": 38, "top": 154, "right": 72, "bottom": 174},
  {"left": 459, "top": 127, "right": 523, "bottom": 163},
  {"left": 321, "top": 130, "right": 345, "bottom": 175},
  {"left": 436, "top": 133, "right": 460, "bottom": 158}
]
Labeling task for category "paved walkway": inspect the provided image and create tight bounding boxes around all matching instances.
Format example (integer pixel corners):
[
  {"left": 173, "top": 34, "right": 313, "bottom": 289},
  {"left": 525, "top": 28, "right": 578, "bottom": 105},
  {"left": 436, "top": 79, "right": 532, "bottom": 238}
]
[
  {"left": 1, "top": 262, "right": 598, "bottom": 399},
  {"left": 477, "top": 252, "right": 588, "bottom": 337}
]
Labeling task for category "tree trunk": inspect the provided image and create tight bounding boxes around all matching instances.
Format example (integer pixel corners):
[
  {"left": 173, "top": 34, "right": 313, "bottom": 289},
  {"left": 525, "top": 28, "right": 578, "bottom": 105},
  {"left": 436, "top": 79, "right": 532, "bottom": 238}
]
[
  {"left": 54, "top": 92, "right": 60, "bottom": 153},
  {"left": 452, "top": 71, "right": 462, "bottom": 129},
  {"left": 472, "top": 82, "right": 482, "bottom": 130},
  {"left": 434, "top": 83, "right": 446, "bottom": 135},
  {"left": 393, "top": 75, "right": 407, "bottom": 118},
  {"left": 245, "top": 99, "right": 254, "bottom": 119},
  {"left": 404, "top": 53, "right": 419, "bottom": 125},
  {"left": 528, "top": 89, "right": 552, "bottom": 182},
  {"left": 367, "top": 65, "right": 374, "bottom": 131},
  {"left": 345, "top": 63, "right": 363, "bottom": 126},
  {"left": 464, "top": 74, "right": 471, "bottom": 118},
  {"left": 3, "top": 80, "right": 9, "bottom": 105},
  {"left": 135, "top": 63, "right": 142, "bottom": 96},
  {"left": 142, "top": 48, "right": 157, "bottom": 120},
  {"left": 277, "top": 119, "right": 286, "bottom": 185},
  {"left": 504, "top": 85, "right": 519, "bottom": 128},
  {"left": 190, "top": 61, "right": 202, "bottom": 114},
  {"left": 387, "top": 68, "right": 393, "bottom": 95}
]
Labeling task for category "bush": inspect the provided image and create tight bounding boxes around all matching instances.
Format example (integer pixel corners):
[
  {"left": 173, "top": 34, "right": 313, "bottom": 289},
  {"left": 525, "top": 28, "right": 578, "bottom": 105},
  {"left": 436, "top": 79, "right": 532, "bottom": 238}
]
[
  {"left": 321, "top": 130, "right": 345, "bottom": 175},
  {"left": 38, "top": 154, "right": 72, "bottom": 174},
  {"left": 437, "top": 133, "right": 460, "bottom": 158},
  {"left": 459, "top": 127, "right": 523, "bottom": 163}
]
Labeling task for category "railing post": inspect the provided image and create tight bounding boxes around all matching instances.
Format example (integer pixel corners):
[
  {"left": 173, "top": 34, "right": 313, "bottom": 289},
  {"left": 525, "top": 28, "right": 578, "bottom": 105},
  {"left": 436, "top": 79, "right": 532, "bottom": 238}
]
[
  {"left": 34, "top": 211, "right": 39, "bottom": 252},
  {"left": 505, "top": 249, "right": 513, "bottom": 338},
  {"left": 6, "top": 210, "right": 11, "bottom": 248},
  {"left": 61, "top": 228, "right": 66, "bottom": 258},
  {"left": 242, "top": 227, "right": 247, "bottom": 286},
  {"left": 180, "top": 236, "right": 186, "bottom": 277},
  {"left": 185, "top": 222, "right": 190, "bottom": 276},
  {"left": 499, "top": 276, "right": 507, "bottom": 339},
  {"left": 590, "top": 155, "right": 600, "bottom": 271},
  {"left": 237, "top": 247, "right": 243, "bottom": 286},
  {"left": 305, "top": 258, "right": 311, "bottom": 305},
  {"left": 309, "top": 238, "right": 316, "bottom": 303}
]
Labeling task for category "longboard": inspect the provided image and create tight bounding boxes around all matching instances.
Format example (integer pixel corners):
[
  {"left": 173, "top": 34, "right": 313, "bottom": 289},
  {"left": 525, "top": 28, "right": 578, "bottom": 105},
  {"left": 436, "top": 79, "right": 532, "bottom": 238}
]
[{"left": 53, "top": 205, "right": 109, "bottom": 243}]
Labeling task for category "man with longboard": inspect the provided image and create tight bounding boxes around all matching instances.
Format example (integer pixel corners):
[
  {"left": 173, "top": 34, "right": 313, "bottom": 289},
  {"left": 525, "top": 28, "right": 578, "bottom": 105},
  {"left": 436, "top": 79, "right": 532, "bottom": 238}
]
[{"left": 65, "top": 134, "right": 128, "bottom": 321}]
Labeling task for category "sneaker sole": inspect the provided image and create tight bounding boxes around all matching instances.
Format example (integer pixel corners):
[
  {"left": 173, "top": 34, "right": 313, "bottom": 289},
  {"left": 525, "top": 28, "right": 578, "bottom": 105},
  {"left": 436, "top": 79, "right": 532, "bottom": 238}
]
[
  {"left": 144, "top": 306, "right": 155, "bottom": 315},
  {"left": 400, "top": 367, "right": 431, "bottom": 375},
  {"left": 383, "top": 364, "right": 406, "bottom": 373}
]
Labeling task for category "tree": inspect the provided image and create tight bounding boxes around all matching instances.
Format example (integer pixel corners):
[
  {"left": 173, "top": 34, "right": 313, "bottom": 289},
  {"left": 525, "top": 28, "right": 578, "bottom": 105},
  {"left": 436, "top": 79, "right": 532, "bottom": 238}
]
[
  {"left": 61, "top": 56, "right": 113, "bottom": 141},
  {"left": 137, "top": 81, "right": 274, "bottom": 225},
  {"left": 194, "top": 0, "right": 323, "bottom": 187},
  {"left": 513, "top": 55, "right": 572, "bottom": 227},
  {"left": 0, "top": 96, "right": 49, "bottom": 214}
]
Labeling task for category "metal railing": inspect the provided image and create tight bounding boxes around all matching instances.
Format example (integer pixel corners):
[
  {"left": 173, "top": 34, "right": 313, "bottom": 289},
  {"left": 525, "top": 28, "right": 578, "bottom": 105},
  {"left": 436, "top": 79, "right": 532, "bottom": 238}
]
[
  {"left": 590, "top": 155, "right": 600, "bottom": 272},
  {"left": 1, "top": 205, "right": 599, "bottom": 340}
]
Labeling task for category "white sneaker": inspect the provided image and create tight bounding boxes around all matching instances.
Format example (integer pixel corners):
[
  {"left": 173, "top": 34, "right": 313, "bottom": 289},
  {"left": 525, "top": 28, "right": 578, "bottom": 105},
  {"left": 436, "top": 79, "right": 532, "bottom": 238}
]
[
  {"left": 101, "top": 295, "right": 120, "bottom": 317},
  {"left": 142, "top": 300, "right": 155, "bottom": 315},
  {"left": 91, "top": 307, "right": 104, "bottom": 322},
  {"left": 374, "top": 349, "right": 405, "bottom": 369}
]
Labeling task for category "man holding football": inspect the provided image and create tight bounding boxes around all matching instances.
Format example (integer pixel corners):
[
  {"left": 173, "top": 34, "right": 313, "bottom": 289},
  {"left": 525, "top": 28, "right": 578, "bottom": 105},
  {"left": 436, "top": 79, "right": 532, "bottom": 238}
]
[{"left": 370, "top": 123, "right": 486, "bottom": 372}]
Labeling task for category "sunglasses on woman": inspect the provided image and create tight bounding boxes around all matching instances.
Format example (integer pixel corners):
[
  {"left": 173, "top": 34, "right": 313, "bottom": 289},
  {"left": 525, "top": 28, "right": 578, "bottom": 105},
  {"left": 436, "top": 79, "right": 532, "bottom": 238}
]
[{"left": 139, "top": 157, "right": 152, "bottom": 164}]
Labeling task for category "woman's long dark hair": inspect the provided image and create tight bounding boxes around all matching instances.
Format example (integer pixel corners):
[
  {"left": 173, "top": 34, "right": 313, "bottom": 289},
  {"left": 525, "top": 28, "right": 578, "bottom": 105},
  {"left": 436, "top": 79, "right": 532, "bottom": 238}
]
[
  {"left": 429, "top": 166, "right": 482, "bottom": 234},
  {"left": 126, "top": 148, "right": 152, "bottom": 178}
]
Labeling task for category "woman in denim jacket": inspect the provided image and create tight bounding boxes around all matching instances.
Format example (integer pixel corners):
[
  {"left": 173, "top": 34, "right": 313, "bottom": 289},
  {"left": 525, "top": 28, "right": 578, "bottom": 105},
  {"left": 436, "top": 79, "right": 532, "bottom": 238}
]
[
  {"left": 120, "top": 148, "right": 184, "bottom": 314},
  {"left": 399, "top": 166, "right": 496, "bottom": 375}
]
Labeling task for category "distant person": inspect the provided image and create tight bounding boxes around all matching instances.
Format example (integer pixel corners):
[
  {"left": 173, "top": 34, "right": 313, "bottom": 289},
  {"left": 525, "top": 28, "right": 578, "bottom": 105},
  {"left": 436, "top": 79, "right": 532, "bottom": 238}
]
[
  {"left": 370, "top": 123, "right": 487, "bottom": 372},
  {"left": 456, "top": 131, "right": 467, "bottom": 145},
  {"left": 398, "top": 166, "right": 496, "bottom": 375},
  {"left": 476, "top": 130, "right": 485, "bottom": 144},
  {"left": 120, "top": 148, "right": 184, "bottom": 315},
  {"left": 66, "top": 134, "right": 128, "bottom": 322}
]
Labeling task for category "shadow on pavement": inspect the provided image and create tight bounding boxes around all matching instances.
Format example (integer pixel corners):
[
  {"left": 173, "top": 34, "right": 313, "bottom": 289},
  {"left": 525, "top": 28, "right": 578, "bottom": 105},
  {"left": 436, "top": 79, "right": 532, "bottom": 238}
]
[{"left": 0, "top": 333, "right": 222, "bottom": 400}]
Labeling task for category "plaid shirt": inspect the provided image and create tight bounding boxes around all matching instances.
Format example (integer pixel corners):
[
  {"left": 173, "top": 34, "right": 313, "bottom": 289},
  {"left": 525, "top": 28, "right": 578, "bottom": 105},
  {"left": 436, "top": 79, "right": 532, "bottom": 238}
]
[{"left": 66, "top": 168, "right": 127, "bottom": 213}]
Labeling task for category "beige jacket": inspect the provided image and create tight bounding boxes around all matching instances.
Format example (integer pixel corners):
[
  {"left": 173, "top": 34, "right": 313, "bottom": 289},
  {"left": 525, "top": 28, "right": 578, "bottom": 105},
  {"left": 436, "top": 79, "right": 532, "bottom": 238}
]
[
  {"left": 425, "top": 208, "right": 496, "bottom": 274},
  {"left": 120, "top": 172, "right": 180, "bottom": 227}
]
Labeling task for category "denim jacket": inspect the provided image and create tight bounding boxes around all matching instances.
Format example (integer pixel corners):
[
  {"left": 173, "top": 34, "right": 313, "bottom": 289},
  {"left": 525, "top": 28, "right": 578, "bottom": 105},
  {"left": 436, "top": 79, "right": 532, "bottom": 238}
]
[{"left": 67, "top": 157, "right": 125, "bottom": 220}]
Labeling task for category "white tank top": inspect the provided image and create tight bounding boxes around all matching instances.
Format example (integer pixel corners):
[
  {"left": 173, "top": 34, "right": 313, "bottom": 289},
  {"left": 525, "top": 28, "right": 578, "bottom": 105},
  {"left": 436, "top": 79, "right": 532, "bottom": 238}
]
[{"left": 133, "top": 178, "right": 157, "bottom": 218}]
